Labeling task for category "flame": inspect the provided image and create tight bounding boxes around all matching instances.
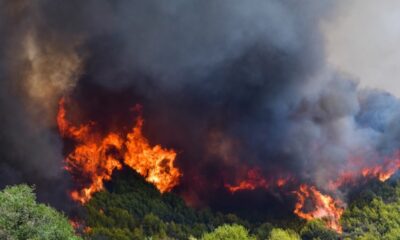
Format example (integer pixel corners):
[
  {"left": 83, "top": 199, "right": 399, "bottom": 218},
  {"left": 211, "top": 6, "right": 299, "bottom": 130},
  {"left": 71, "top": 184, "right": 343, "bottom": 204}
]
[
  {"left": 225, "top": 152, "right": 400, "bottom": 233},
  {"left": 225, "top": 168, "right": 291, "bottom": 193},
  {"left": 328, "top": 154, "right": 400, "bottom": 191},
  {"left": 69, "top": 219, "right": 91, "bottom": 233},
  {"left": 327, "top": 171, "right": 359, "bottom": 191},
  {"left": 69, "top": 219, "right": 80, "bottom": 229},
  {"left": 57, "top": 98, "right": 181, "bottom": 204},
  {"left": 124, "top": 117, "right": 179, "bottom": 193},
  {"left": 301, "top": 153, "right": 400, "bottom": 232},
  {"left": 225, "top": 168, "right": 269, "bottom": 193},
  {"left": 361, "top": 157, "right": 400, "bottom": 182},
  {"left": 68, "top": 134, "right": 124, "bottom": 203},
  {"left": 293, "top": 184, "right": 344, "bottom": 233}
]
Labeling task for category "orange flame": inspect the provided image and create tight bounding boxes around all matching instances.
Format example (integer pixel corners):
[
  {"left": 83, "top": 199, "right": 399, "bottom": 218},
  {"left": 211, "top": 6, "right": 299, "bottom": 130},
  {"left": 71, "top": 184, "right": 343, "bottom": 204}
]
[
  {"left": 57, "top": 98, "right": 181, "bottom": 204},
  {"left": 293, "top": 184, "right": 344, "bottom": 233},
  {"left": 328, "top": 154, "right": 400, "bottom": 191},
  {"left": 361, "top": 158, "right": 400, "bottom": 182},
  {"left": 223, "top": 153, "right": 400, "bottom": 233},
  {"left": 225, "top": 168, "right": 269, "bottom": 193},
  {"left": 225, "top": 168, "right": 291, "bottom": 193},
  {"left": 69, "top": 219, "right": 80, "bottom": 229},
  {"left": 124, "top": 117, "right": 179, "bottom": 193},
  {"left": 327, "top": 171, "right": 359, "bottom": 191}
]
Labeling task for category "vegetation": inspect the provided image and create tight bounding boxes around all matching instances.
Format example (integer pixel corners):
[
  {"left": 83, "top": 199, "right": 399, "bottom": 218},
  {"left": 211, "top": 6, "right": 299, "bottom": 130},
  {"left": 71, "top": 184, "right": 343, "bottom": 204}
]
[
  {"left": 83, "top": 170, "right": 250, "bottom": 239},
  {"left": 83, "top": 171, "right": 400, "bottom": 239},
  {"left": 5, "top": 174, "right": 400, "bottom": 239},
  {"left": 269, "top": 228, "right": 300, "bottom": 240},
  {"left": 201, "top": 224, "right": 255, "bottom": 240},
  {"left": 81, "top": 169, "right": 325, "bottom": 239},
  {"left": 300, "top": 220, "right": 338, "bottom": 240},
  {"left": 0, "top": 184, "right": 81, "bottom": 240},
  {"left": 341, "top": 180, "right": 400, "bottom": 239}
]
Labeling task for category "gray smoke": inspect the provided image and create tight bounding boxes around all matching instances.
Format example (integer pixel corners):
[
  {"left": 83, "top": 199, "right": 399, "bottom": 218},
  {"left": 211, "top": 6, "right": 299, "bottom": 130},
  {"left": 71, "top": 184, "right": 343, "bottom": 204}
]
[{"left": 1, "top": 0, "right": 400, "bottom": 212}]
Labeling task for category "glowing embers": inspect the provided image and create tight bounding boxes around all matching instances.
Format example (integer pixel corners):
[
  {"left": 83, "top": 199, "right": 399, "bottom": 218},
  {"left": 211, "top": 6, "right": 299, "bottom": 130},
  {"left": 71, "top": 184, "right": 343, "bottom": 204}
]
[
  {"left": 361, "top": 156, "right": 400, "bottom": 182},
  {"left": 225, "top": 168, "right": 269, "bottom": 193},
  {"left": 223, "top": 151, "right": 400, "bottom": 233},
  {"left": 225, "top": 168, "right": 292, "bottom": 193},
  {"left": 57, "top": 98, "right": 181, "bottom": 204},
  {"left": 328, "top": 153, "right": 400, "bottom": 191},
  {"left": 293, "top": 184, "right": 344, "bottom": 233},
  {"left": 225, "top": 168, "right": 344, "bottom": 232}
]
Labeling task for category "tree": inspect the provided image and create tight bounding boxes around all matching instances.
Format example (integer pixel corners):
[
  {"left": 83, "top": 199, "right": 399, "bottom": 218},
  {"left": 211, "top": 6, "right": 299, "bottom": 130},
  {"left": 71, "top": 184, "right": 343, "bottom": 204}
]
[
  {"left": 254, "top": 222, "right": 273, "bottom": 239},
  {"left": 201, "top": 224, "right": 255, "bottom": 240},
  {"left": 300, "top": 220, "right": 339, "bottom": 240},
  {"left": 342, "top": 196, "right": 400, "bottom": 239},
  {"left": 84, "top": 169, "right": 255, "bottom": 239},
  {"left": 0, "top": 184, "right": 81, "bottom": 240},
  {"left": 142, "top": 213, "right": 167, "bottom": 238},
  {"left": 269, "top": 228, "right": 300, "bottom": 240}
]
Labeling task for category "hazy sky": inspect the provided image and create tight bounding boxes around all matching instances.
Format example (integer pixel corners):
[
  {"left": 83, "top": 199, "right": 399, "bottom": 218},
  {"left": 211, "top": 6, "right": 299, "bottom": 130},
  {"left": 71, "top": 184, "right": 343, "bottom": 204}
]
[{"left": 323, "top": 0, "right": 400, "bottom": 96}]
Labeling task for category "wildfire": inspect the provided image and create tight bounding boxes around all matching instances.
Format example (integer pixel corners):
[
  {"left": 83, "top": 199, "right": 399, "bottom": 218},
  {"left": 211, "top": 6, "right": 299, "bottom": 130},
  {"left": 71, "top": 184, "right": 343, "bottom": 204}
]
[
  {"left": 69, "top": 219, "right": 80, "bottom": 229},
  {"left": 69, "top": 219, "right": 92, "bottom": 234},
  {"left": 59, "top": 93, "right": 400, "bottom": 235},
  {"left": 300, "top": 153, "right": 400, "bottom": 232},
  {"left": 327, "top": 154, "right": 400, "bottom": 191},
  {"left": 225, "top": 168, "right": 268, "bottom": 193},
  {"left": 124, "top": 117, "right": 179, "bottom": 193},
  {"left": 57, "top": 98, "right": 181, "bottom": 204},
  {"left": 361, "top": 157, "right": 400, "bottom": 182},
  {"left": 225, "top": 168, "right": 291, "bottom": 193},
  {"left": 327, "top": 171, "right": 359, "bottom": 191},
  {"left": 293, "top": 184, "right": 344, "bottom": 233},
  {"left": 224, "top": 153, "right": 400, "bottom": 233}
]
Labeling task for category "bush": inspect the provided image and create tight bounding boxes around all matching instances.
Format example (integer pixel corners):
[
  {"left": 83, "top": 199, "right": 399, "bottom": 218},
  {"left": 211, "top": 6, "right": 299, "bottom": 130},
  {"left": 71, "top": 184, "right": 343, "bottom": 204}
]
[
  {"left": 201, "top": 224, "right": 255, "bottom": 240},
  {"left": 300, "top": 220, "right": 338, "bottom": 240},
  {"left": 269, "top": 228, "right": 299, "bottom": 240},
  {"left": 0, "top": 184, "right": 81, "bottom": 240}
]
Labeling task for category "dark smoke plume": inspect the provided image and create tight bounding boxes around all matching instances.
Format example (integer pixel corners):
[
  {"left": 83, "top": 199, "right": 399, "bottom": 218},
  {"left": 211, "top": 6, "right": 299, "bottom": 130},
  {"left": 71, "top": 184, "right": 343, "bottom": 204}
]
[{"left": 1, "top": 0, "right": 400, "bottom": 217}]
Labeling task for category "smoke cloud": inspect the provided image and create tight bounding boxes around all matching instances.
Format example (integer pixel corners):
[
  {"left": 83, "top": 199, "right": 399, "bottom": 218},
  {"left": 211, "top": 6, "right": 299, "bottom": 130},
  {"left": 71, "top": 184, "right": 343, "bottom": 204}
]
[{"left": 1, "top": 0, "right": 400, "bottom": 216}]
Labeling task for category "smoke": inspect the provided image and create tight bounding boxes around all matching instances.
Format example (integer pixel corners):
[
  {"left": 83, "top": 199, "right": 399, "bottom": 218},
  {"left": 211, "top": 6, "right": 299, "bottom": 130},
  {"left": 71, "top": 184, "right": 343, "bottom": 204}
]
[
  {"left": 323, "top": 0, "right": 400, "bottom": 97},
  {"left": 2, "top": 0, "right": 400, "bottom": 217},
  {"left": 0, "top": 0, "right": 82, "bottom": 208}
]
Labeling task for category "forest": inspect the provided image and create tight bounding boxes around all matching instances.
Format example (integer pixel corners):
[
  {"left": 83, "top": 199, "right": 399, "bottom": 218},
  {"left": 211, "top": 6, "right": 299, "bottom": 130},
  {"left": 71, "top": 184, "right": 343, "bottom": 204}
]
[{"left": 2, "top": 169, "right": 400, "bottom": 240}]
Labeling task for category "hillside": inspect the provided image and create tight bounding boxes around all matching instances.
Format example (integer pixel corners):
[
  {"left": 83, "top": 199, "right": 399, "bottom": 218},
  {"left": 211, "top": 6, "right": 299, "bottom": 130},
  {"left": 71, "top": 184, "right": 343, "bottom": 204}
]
[{"left": 78, "top": 169, "right": 400, "bottom": 239}]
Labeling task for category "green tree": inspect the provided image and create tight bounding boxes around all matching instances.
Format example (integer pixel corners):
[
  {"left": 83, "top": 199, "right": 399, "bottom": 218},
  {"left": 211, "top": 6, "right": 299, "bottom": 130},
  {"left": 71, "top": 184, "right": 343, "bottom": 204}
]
[
  {"left": 201, "top": 224, "right": 255, "bottom": 240},
  {"left": 0, "top": 184, "right": 81, "bottom": 240},
  {"left": 300, "top": 220, "right": 339, "bottom": 240},
  {"left": 254, "top": 222, "right": 273, "bottom": 240},
  {"left": 269, "top": 228, "right": 299, "bottom": 240},
  {"left": 84, "top": 169, "right": 253, "bottom": 239},
  {"left": 142, "top": 213, "right": 167, "bottom": 238},
  {"left": 342, "top": 196, "right": 400, "bottom": 239}
]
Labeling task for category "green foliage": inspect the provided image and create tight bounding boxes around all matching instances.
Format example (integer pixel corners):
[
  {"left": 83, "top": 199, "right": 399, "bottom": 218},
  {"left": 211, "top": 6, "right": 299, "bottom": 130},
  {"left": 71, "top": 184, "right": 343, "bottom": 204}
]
[
  {"left": 254, "top": 222, "right": 273, "bottom": 240},
  {"left": 142, "top": 213, "right": 167, "bottom": 238},
  {"left": 89, "top": 169, "right": 400, "bottom": 239},
  {"left": 341, "top": 180, "right": 400, "bottom": 240},
  {"left": 0, "top": 184, "right": 81, "bottom": 240},
  {"left": 10, "top": 169, "right": 400, "bottom": 240},
  {"left": 300, "top": 220, "right": 339, "bottom": 240},
  {"left": 82, "top": 170, "right": 313, "bottom": 239},
  {"left": 84, "top": 170, "right": 258, "bottom": 239},
  {"left": 201, "top": 224, "right": 255, "bottom": 240},
  {"left": 269, "top": 228, "right": 299, "bottom": 240}
]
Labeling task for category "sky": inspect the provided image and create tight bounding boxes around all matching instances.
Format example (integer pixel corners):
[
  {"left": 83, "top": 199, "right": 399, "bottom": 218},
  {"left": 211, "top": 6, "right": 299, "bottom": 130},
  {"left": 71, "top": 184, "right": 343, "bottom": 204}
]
[{"left": 324, "top": 0, "right": 400, "bottom": 97}]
